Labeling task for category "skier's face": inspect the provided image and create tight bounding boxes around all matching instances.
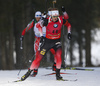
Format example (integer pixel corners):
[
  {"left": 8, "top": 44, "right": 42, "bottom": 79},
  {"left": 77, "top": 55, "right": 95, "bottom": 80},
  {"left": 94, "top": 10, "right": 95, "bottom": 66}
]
[
  {"left": 52, "top": 16, "right": 58, "bottom": 22},
  {"left": 51, "top": 10, "right": 59, "bottom": 22},
  {"left": 35, "top": 17, "right": 41, "bottom": 22}
]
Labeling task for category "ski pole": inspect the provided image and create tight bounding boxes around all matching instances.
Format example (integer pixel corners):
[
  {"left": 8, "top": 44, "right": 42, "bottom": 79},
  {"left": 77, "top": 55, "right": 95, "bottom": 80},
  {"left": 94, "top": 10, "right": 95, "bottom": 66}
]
[
  {"left": 17, "top": 40, "right": 23, "bottom": 75},
  {"left": 20, "top": 40, "right": 23, "bottom": 49},
  {"left": 17, "top": 44, "right": 34, "bottom": 76},
  {"left": 17, "top": 37, "right": 39, "bottom": 75},
  {"left": 28, "top": 38, "right": 41, "bottom": 63},
  {"left": 64, "top": 39, "right": 70, "bottom": 67},
  {"left": 17, "top": 50, "right": 36, "bottom": 76}
]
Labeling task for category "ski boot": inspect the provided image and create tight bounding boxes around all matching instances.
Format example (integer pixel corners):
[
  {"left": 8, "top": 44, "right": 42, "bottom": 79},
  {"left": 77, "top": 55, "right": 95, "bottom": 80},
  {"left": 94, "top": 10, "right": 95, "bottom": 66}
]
[
  {"left": 52, "top": 62, "right": 56, "bottom": 71},
  {"left": 21, "top": 69, "right": 32, "bottom": 81},
  {"left": 56, "top": 69, "right": 63, "bottom": 80},
  {"left": 30, "top": 69, "right": 38, "bottom": 77}
]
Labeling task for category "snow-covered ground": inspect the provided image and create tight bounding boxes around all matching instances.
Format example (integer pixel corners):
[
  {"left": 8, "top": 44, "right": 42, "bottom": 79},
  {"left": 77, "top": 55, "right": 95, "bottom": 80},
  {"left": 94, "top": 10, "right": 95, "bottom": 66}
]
[{"left": 0, "top": 67, "right": 100, "bottom": 86}]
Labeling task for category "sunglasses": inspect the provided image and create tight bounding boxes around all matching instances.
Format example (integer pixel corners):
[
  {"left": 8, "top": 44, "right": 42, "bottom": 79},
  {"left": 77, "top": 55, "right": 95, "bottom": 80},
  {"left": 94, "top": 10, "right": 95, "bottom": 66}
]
[
  {"left": 52, "top": 16, "right": 58, "bottom": 18},
  {"left": 35, "top": 15, "right": 41, "bottom": 17}
]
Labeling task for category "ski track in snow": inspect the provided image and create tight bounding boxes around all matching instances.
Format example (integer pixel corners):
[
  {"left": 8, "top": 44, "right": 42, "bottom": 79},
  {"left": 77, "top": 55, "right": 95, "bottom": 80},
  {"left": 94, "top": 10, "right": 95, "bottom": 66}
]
[{"left": 0, "top": 67, "right": 100, "bottom": 86}]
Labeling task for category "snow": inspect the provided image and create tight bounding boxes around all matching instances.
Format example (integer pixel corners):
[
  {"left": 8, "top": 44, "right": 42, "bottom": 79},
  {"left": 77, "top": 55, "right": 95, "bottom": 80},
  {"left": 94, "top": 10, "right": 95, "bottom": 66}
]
[{"left": 0, "top": 67, "right": 100, "bottom": 86}]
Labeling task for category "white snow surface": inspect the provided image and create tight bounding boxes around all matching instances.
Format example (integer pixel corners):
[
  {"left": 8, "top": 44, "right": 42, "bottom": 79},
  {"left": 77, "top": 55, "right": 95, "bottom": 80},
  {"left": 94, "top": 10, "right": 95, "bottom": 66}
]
[{"left": 0, "top": 67, "right": 100, "bottom": 86}]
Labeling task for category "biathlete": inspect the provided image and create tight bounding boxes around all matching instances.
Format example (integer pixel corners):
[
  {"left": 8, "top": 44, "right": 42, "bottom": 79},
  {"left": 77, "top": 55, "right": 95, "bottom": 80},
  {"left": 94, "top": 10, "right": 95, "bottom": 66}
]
[
  {"left": 20, "top": 11, "right": 46, "bottom": 77},
  {"left": 47, "top": 6, "right": 69, "bottom": 71}
]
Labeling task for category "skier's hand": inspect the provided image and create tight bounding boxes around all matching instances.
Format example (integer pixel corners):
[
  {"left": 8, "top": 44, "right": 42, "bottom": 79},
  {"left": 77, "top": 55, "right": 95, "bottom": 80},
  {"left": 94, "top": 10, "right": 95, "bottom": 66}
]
[
  {"left": 38, "top": 36, "right": 45, "bottom": 50},
  {"left": 61, "top": 6, "right": 65, "bottom": 12},
  {"left": 40, "top": 36, "right": 45, "bottom": 43},
  {"left": 42, "top": 11, "right": 47, "bottom": 20},
  {"left": 20, "top": 35, "right": 24, "bottom": 41},
  {"left": 67, "top": 33, "right": 71, "bottom": 40}
]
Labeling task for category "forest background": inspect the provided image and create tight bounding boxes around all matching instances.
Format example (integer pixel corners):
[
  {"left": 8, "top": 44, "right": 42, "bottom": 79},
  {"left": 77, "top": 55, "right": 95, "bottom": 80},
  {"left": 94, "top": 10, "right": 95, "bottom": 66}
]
[{"left": 0, "top": 0, "right": 100, "bottom": 70}]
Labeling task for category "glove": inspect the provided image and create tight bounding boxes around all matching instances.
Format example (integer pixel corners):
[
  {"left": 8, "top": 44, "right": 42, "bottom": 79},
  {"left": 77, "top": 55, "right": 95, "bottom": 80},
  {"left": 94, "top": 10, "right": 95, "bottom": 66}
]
[
  {"left": 41, "top": 11, "right": 47, "bottom": 20},
  {"left": 20, "top": 35, "right": 24, "bottom": 41},
  {"left": 38, "top": 36, "right": 45, "bottom": 50},
  {"left": 41, "top": 15, "right": 46, "bottom": 20},
  {"left": 43, "top": 11, "right": 46, "bottom": 15},
  {"left": 67, "top": 33, "right": 71, "bottom": 40},
  {"left": 40, "top": 36, "right": 45, "bottom": 43},
  {"left": 61, "top": 6, "right": 65, "bottom": 12}
]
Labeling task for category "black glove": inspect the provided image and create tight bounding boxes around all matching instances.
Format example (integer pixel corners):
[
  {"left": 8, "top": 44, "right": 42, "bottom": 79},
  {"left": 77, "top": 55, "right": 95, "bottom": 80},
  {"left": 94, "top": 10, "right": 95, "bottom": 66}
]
[
  {"left": 67, "top": 33, "right": 71, "bottom": 40},
  {"left": 61, "top": 6, "right": 65, "bottom": 12},
  {"left": 38, "top": 36, "right": 45, "bottom": 50},
  {"left": 41, "top": 11, "right": 47, "bottom": 20},
  {"left": 43, "top": 11, "right": 46, "bottom": 15},
  {"left": 20, "top": 35, "right": 24, "bottom": 41},
  {"left": 40, "top": 36, "right": 45, "bottom": 43}
]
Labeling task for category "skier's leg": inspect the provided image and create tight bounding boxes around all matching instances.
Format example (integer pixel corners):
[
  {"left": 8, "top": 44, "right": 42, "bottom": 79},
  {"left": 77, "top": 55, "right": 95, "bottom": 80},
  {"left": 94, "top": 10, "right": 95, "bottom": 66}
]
[
  {"left": 30, "top": 51, "right": 40, "bottom": 77},
  {"left": 30, "top": 40, "right": 49, "bottom": 70},
  {"left": 31, "top": 37, "right": 40, "bottom": 76},
  {"left": 53, "top": 46, "right": 62, "bottom": 80},
  {"left": 30, "top": 51, "right": 43, "bottom": 70},
  {"left": 55, "top": 47, "right": 62, "bottom": 69},
  {"left": 34, "top": 37, "right": 40, "bottom": 52},
  {"left": 50, "top": 48, "right": 56, "bottom": 71},
  {"left": 21, "top": 51, "right": 43, "bottom": 80},
  {"left": 21, "top": 38, "right": 50, "bottom": 80},
  {"left": 55, "top": 47, "right": 63, "bottom": 80}
]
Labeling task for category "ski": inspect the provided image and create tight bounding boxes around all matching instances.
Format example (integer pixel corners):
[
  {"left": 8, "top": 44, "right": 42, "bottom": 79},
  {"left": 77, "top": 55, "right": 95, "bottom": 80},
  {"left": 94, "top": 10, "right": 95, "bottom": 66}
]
[
  {"left": 11, "top": 78, "right": 77, "bottom": 83},
  {"left": 13, "top": 79, "right": 23, "bottom": 82},
  {"left": 57, "top": 79, "right": 77, "bottom": 81},
  {"left": 63, "top": 67, "right": 94, "bottom": 71},
  {"left": 46, "top": 67, "right": 94, "bottom": 71},
  {"left": 43, "top": 72, "right": 77, "bottom": 76},
  {"left": 7, "top": 79, "right": 23, "bottom": 84}
]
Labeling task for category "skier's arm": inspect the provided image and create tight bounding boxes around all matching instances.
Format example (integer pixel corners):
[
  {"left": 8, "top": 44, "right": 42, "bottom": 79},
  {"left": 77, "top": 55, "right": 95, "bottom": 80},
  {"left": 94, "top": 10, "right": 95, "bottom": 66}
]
[
  {"left": 21, "top": 20, "right": 34, "bottom": 36},
  {"left": 63, "top": 19, "right": 71, "bottom": 40},
  {"left": 63, "top": 19, "right": 71, "bottom": 33},
  {"left": 36, "top": 18, "right": 48, "bottom": 36},
  {"left": 61, "top": 6, "right": 69, "bottom": 20},
  {"left": 63, "top": 12, "right": 69, "bottom": 20},
  {"left": 36, "top": 21, "right": 43, "bottom": 37},
  {"left": 20, "top": 20, "right": 34, "bottom": 49}
]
